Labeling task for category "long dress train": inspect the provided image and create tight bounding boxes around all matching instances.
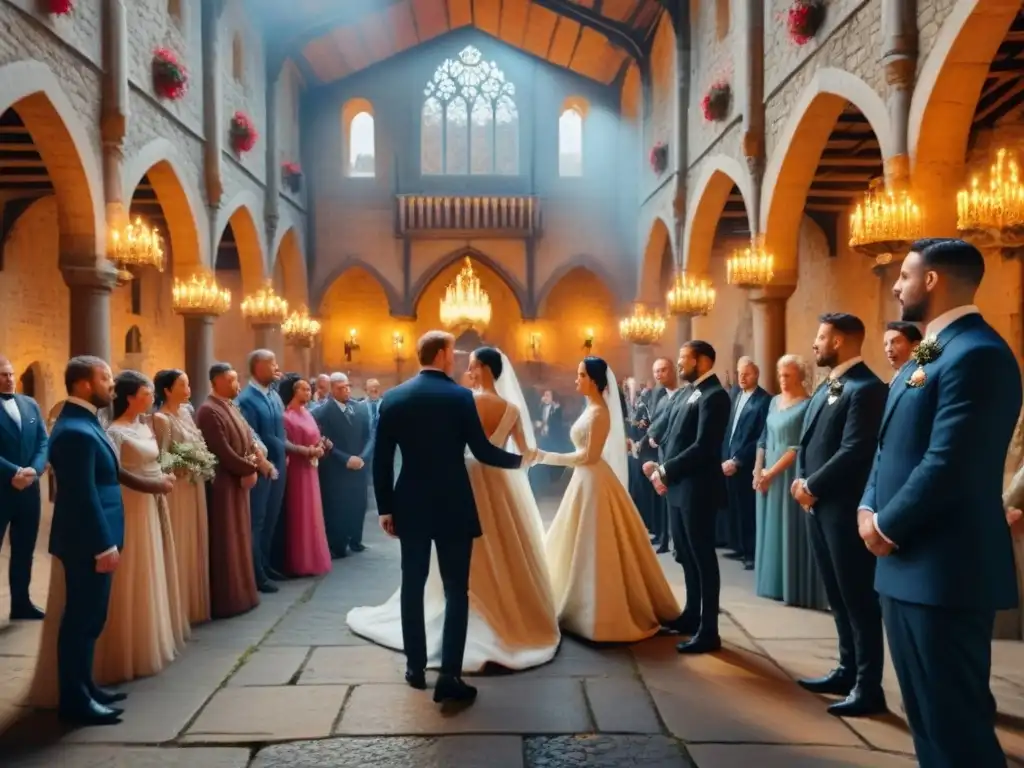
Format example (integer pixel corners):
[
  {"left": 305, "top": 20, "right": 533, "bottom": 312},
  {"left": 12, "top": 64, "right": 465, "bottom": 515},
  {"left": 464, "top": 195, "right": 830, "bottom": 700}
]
[{"left": 347, "top": 403, "right": 560, "bottom": 672}]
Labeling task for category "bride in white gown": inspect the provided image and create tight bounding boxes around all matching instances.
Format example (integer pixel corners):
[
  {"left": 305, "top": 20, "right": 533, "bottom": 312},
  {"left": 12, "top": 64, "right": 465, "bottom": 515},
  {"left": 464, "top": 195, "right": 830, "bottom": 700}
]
[
  {"left": 538, "top": 356, "right": 683, "bottom": 642},
  {"left": 347, "top": 347, "right": 560, "bottom": 672}
]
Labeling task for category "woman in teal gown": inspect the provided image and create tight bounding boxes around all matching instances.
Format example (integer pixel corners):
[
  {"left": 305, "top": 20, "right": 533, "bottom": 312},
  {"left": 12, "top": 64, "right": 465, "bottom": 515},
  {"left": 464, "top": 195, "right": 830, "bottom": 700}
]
[{"left": 753, "top": 355, "right": 828, "bottom": 610}]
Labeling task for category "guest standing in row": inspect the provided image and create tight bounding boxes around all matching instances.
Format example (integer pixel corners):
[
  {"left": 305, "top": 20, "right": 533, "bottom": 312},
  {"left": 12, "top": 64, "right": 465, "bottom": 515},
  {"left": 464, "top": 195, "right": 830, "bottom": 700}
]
[
  {"left": 642, "top": 356, "right": 679, "bottom": 553},
  {"left": 882, "top": 321, "right": 922, "bottom": 384}
]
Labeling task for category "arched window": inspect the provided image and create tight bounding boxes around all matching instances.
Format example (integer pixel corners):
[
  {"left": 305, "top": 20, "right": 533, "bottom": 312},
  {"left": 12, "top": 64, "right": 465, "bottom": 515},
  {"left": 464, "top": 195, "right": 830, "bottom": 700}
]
[
  {"left": 348, "top": 111, "right": 375, "bottom": 177},
  {"left": 130, "top": 276, "right": 142, "bottom": 315},
  {"left": 558, "top": 104, "right": 585, "bottom": 177},
  {"left": 421, "top": 45, "right": 519, "bottom": 176},
  {"left": 125, "top": 326, "right": 142, "bottom": 356},
  {"left": 232, "top": 33, "right": 245, "bottom": 84}
]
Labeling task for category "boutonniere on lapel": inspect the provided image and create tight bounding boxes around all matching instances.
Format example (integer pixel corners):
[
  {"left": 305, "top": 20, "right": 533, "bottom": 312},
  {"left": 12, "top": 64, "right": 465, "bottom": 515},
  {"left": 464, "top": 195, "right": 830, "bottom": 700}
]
[
  {"left": 826, "top": 378, "right": 844, "bottom": 405},
  {"left": 687, "top": 389, "right": 702, "bottom": 405},
  {"left": 906, "top": 336, "right": 942, "bottom": 388}
]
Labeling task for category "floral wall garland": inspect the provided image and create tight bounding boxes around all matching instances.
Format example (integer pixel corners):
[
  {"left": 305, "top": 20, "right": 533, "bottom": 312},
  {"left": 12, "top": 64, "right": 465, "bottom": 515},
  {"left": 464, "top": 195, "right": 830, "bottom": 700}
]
[
  {"left": 230, "top": 111, "right": 258, "bottom": 155},
  {"left": 701, "top": 81, "right": 731, "bottom": 123},
  {"left": 152, "top": 48, "right": 189, "bottom": 101},
  {"left": 49, "top": 0, "right": 73, "bottom": 14},
  {"left": 785, "top": 0, "right": 826, "bottom": 46},
  {"left": 649, "top": 143, "right": 668, "bottom": 175},
  {"left": 282, "top": 161, "right": 302, "bottom": 193}
]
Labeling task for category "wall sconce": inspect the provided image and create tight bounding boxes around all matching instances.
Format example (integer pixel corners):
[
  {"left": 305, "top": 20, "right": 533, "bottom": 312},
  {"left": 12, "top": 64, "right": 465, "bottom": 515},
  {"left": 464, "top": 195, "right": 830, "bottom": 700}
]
[
  {"left": 582, "top": 327, "right": 594, "bottom": 352},
  {"left": 392, "top": 331, "right": 405, "bottom": 362},
  {"left": 528, "top": 331, "right": 541, "bottom": 360},
  {"left": 344, "top": 328, "right": 360, "bottom": 362}
]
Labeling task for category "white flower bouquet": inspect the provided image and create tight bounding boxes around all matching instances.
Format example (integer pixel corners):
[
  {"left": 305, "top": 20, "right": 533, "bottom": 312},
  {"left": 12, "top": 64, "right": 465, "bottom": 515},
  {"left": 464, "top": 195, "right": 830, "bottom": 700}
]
[{"left": 159, "top": 441, "right": 218, "bottom": 483}]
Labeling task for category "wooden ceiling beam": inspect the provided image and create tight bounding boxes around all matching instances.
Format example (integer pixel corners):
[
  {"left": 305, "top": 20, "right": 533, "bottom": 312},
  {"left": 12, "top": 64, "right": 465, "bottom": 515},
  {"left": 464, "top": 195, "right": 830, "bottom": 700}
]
[{"left": 529, "top": 0, "right": 644, "bottom": 59}]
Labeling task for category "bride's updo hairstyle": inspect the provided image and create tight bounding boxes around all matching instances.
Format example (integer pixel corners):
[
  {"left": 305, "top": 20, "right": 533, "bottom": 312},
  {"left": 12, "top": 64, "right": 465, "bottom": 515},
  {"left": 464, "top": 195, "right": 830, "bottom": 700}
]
[
  {"left": 582, "top": 356, "right": 610, "bottom": 393},
  {"left": 112, "top": 370, "right": 152, "bottom": 420},
  {"left": 473, "top": 346, "right": 504, "bottom": 382}
]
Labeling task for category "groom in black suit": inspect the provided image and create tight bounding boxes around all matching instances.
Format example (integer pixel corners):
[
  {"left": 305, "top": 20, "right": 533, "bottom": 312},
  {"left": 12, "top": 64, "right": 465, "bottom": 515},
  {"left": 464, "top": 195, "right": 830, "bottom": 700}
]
[{"left": 373, "top": 330, "right": 525, "bottom": 704}]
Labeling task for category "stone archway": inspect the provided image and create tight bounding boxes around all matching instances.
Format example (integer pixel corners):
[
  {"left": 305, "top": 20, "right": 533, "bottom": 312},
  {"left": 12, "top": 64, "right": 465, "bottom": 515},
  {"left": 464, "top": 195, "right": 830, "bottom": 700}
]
[
  {"left": 682, "top": 155, "right": 757, "bottom": 277},
  {"left": 271, "top": 226, "right": 309, "bottom": 309},
  {"left": 637, "top": 217, "right": 672, "bottom": 304}
]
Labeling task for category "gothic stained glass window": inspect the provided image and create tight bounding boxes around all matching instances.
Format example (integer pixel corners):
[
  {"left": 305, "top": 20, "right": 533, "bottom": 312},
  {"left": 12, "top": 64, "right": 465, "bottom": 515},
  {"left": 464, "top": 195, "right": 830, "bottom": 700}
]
[{"left": 420, "top": 45, "right": 519, "bottom": 176}]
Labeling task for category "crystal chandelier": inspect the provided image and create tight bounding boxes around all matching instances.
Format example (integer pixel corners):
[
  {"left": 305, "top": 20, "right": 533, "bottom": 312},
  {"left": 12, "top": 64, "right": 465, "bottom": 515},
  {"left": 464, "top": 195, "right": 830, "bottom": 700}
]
[
  {"left": 619, "top": 304, "right": 666, "bottom": 345},
  {"left": 666, "top": 271, "right": 716, "bottom": 316},
  {"left": 726, "top": 237, "right": 775, "bottom": 287},
  {"left": 107, "top": 216, "right": 165, "bottom": 283},
  {"left": 241, "top": 281, "right": 288, "bottom": 326},
  {"left": 849, "top": 177, "right": 923, "bottom": 257},
  {"left": 439, "top": 256, "right": 491, "bottom": 330},
  {"left": 957, "top": 148, "right": 1024, "bottom": 246},
  {"left": 172, "top": 272, "right": 231, "bottom": 316},
  {"left": 282, "top": 306, "right": 321, "bottom": 347}
]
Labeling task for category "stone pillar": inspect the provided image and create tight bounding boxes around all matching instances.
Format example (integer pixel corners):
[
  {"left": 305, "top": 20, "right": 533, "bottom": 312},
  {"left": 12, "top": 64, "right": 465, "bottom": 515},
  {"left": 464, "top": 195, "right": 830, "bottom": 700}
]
[
  {"left": 202, "top": 0, "right": 226, "bottom": 207},
  {"left": 749, "top": 285, "right": 795, "bottom": 394},
  {"left": 183, "top": 314, "right": 216, "bottom": 405},
  {"left": 101, "top": 0, "right": 128, "bottom": 217},
  {"left": 294, "top": 345, "right": 312, "bottom": 378},
  {"left": 62, "top": 263, "right": 119, "bottom": 361},
  {"left": 740, "top": 0, "right": 766, "bottom": 231},
  {"left": 674, "top": 314, "right": 692, "bottom": 346},
  {"left": 264, "top": 54, "right": 283, "bottom": 243},
  {"left": 252, "top": 325, "right": 284, "bottom": 359},
  {"left": 882, "top": 0, "right": 918, "bottom": 162}
]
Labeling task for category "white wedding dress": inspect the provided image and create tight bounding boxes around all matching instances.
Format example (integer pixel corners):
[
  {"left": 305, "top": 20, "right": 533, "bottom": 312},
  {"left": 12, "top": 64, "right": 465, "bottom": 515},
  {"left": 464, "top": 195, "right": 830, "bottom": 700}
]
[
  {"left": 346, "top": 401, "right": 560, "bottom": 672},
  {"left": 542, "top": 399, "right": 681, "bottom": 642}
]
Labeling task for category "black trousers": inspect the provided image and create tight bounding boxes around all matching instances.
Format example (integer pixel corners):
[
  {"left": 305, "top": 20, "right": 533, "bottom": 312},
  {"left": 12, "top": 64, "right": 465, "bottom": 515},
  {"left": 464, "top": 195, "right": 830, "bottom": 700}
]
[
  {"left": 251, "top": 466, "right": 286, "bottom": 582},
  {"left": 400, "top": 535, "right": 473, "bottom": 676},
  {"left": 882, "top": 596, "right": 1004, "bottom": 768},
  {"left": 345, "top": 482, "right": 370, "bottom": 547},
  {"left": 651, "top": 497, "right": 669, "bottom": 545},
  {"left": 57, "top": 557, "right": 111, "bottom": 711},
  {"left": 806, "top": 508, "right": 884, "bottom": 688},
  {"left": 725, "top": 475, "right": 756, "bottom": 560},
  {"left": 669, "top": 503, "right": 720, "bottom": 637},
  {"left": 0, "top": 490, "right": 41, "bottom": 609}
]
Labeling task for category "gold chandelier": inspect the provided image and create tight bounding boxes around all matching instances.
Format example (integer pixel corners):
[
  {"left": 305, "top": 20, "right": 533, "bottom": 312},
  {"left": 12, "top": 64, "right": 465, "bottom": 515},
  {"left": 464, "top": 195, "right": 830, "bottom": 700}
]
[
  {"left": 172, "top": 272, "right": 231, "bottom": 316},
  {"left": 282, "top": 306, "right": 321, "bottom": 348},
  {"left": 849, "top": 177, "right": 923, "bottom": 256},
  {"left": 619, "top": 303, "right": 666, "bottom": 345},
  {"left": 726, "top": 237, "right": 775, "bottom": 287},
  {"left": 241, "top": 281, "right": 288, "bottom": 326},
  {"left": 666, "top": 271, "right": 716, "bottom": 316},
  {"left": 439, "top": 256, "right": 491, "bottom": 330},
  {"left": 957, "top": 148, "right": 1024, "bottom": 246},
  {"left": 108, "top": 216, "right": 165, "bottom": 283}
]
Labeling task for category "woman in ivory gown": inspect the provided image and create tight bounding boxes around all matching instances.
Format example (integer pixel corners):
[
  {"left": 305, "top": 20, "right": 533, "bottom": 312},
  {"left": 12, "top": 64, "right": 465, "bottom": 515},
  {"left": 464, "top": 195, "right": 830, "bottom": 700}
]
[
  {"left": 538, "top": 356, "right": 683, "bottom": 643},
  {"left": 347, "top": 347, "right": 560, "bottom": 672}
]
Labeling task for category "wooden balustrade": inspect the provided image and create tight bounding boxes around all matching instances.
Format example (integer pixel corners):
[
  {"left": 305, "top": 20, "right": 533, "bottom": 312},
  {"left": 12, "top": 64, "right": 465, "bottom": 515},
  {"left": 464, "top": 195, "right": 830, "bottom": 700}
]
[{"left": 395, "top": 195, "right": 540, "bottom": 237}]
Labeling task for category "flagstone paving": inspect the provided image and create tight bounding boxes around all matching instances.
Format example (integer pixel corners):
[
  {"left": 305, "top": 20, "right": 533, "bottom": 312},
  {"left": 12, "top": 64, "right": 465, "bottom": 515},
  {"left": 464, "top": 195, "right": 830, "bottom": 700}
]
[{"left": 0, "top": 500, "right": 1021, "bottom": 766}]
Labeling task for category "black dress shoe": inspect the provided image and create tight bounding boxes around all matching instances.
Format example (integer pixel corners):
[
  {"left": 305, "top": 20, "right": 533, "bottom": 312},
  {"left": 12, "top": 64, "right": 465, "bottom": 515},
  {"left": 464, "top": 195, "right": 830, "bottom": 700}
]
[
  {"left": 10, "top": 603, "right": 44, "bottom": 620},
  {"left": 826, "top": 686, "right": 887, "bottom": 718},
  {"left": 91, "top": 686, "right": 128, "bottom": 705},
  {"left": 405, "top": 669, "right": 427, "bottom": 690},
  {"left": 798, "top": 667, "right": 855, "bottom": 696},
  {"left": 677, "top": 634, "right": 722, "bottom": 654},
  {"left": 330, "top": 548, "right": 347, "bottom": 559},
  {"left": 433, "top": 674, "right": 478, "bottom": 703},
  {"left": 257, "top": 581, "right": 279, "bottom": 594},
  {"left": 743, "top": 560, "right": 754, "bottom": 571},
  {"left": 349, "top": 543, "right": 367, "bottom": 553},
  {"left": 664, "top": 614, "right": 700, "bottom": 635},
  {"left": 724, "top": 551, "right": 745, "bottom": 561},
  {"left": 266, "top": 568, "right": 288, "bottom": 581},
  {"left": 656, "top": 542, "right": 669, "bottom": 554},
  {"left": 58, "top": 700, "right": 122, "bottom": 726}
]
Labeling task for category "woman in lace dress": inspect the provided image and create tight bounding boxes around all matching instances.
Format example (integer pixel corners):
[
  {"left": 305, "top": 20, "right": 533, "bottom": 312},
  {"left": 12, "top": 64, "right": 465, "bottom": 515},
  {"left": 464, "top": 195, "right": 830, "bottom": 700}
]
[
  {"left": 347, "top": 348, "right": 560, "bottom": 672},
  {"left": 153, "top": 369, "right": 211, "bottom": 625},
  {"left": 538, "top": 356, "right": 682, "bottom": 643},
  {"left": 94, "top": 371, "right": 187, "bottom": 684}
]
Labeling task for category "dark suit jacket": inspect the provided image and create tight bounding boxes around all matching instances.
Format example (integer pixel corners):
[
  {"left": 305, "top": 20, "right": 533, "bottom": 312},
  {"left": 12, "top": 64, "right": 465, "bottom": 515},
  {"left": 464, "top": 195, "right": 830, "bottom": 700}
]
[
  {"left": 0, "top": 394, "right": 47, "bottom": 511},
  {"left": 640, "top": 386, "right": 674, "bottom": 460},
  {"left": 797, "top": 361, "right": 886, "bottom": 508},
  {"left": 373, "top": 369, "right": 521, "bottom": 540},
  {"left": 315, "top": 398, "right": 375, "bottom": 491},
  {"left": 237, "top": 383, "right": 286, "bottom": 470},
  {"left": 721, "top": 386, "right": 771, "bottom": 469},
  {"left": 862, "top": 313, "right": 1021, "bottom": 610},
  {"left": 47, "top": 402, "right": 124, "bottom": 563},
  {"left": 660, "top": 375, "right": 731, "bottom": 509}
]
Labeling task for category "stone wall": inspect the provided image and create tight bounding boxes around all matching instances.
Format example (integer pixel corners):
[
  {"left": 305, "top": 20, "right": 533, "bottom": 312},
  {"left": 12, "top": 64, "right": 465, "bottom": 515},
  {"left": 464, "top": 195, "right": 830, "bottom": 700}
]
[
  {"left": 220, "top": 0, "right": 267, "bottom": 185},
  {"left": 688, "top": 0, "right": 736, "bottom": 161}
]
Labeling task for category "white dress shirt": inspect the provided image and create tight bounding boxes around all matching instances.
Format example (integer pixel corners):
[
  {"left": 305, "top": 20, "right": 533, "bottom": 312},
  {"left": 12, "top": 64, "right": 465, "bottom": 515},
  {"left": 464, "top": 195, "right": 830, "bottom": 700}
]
[
  {"left": 827, "top": 355, "right": 863, "bottom": 381},
  {"left": 730, "top": 389, "right": 753, "bottom": 440},
  {"left": 1, "top": 395, "right": 20, "bottom": 429}
]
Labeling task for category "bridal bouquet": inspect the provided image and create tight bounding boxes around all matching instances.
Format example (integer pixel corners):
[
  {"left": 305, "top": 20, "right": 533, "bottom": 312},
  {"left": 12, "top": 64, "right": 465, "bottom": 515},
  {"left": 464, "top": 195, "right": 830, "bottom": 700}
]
[{"left": 159, "top": 441, "right": 218, "bottom": 484}]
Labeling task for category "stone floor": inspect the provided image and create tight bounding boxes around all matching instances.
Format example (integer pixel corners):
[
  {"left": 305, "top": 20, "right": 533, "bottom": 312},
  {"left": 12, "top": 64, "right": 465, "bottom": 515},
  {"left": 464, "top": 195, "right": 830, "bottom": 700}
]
[{"left": 0, "top": 500, "right": 1022, "bottom": 767}]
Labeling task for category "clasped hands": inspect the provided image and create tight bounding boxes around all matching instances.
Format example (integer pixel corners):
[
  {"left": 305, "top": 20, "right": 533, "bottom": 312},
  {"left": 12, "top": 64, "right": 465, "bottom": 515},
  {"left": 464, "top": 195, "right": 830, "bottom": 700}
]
[
  {"left": 857, "top": 508, "right": 894, "bottom": 557},
  {"left": 789, "top": 478, "right": 817, "bottom": 511},
  {"left": 10, "top": 466, "right": 37, "bottom": 490},
  {"left": 641, "top": 461, "right": 668, "bottom": 496},
  {"left": 523, "top": 447, "right": 545, "bottom": 466}
]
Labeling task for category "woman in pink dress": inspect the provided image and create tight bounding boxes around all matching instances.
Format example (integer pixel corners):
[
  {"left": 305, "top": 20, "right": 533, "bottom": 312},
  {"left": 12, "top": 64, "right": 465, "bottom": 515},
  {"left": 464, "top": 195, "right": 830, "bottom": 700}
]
[{"left": 279, "top": 374, "right": 332, "bottom": 577}]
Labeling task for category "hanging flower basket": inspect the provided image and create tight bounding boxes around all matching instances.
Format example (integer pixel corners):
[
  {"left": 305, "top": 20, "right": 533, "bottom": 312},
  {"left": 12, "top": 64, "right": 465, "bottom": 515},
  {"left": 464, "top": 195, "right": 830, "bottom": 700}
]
[
  {"left": 649, "top": 143, "right": 668, "bottom": 175},
  {"left": 282, "top": 161, "right": 302, "bottom": 193},
  {"left": 701, "top": 81, "right": 731, "bottom": 122},
  {"left": 229, "top": 111, "right": 258, "bottom": 155},
  {"left": 787, "top": 0, "right": 826, "bottom": 45},
  {"left": 152, "top": 48, "right": 189, "bottom": 101},
  {"left": 49, "top": 0, "right": 73, "bottom": 14}
]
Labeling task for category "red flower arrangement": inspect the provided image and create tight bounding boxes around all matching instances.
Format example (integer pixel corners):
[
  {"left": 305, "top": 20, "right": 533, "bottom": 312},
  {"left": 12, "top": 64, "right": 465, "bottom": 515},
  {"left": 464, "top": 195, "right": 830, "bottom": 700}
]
[
  {"left": 49, "top": 0, "right": 73, "bottom": 14},
  {"left": 229, "top": 111, "right": 258, "bottom": 155},
  {"left": 786, "top": 0, "right": 826, "bottom": 45},
  {"left": 649, "top": 143, "right": 668, "bottom": 175},
  {"left": 152, "top": 48, "right": 189, "bottom": 101},
  {"left": 701, "top": 81, "right": 731, "bottom": 122},
  {"left": 282, "top": 161, "right": 302, "bottom": 193}
]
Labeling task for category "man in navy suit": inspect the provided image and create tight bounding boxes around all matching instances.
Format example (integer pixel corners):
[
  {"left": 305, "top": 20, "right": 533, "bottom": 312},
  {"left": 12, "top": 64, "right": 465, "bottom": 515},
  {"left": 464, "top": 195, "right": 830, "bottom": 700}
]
[
  {"left": 373, "top": 330, "right": 526, "bottom": 705},
  {"left": 0, "top": 356, "right": 48, "bottom": 620},
  {"left": 237, "top": 349, "right": 287, "bottom": 593},
  {"left": 859, "top": 239, "right": 1021, "bottom": 766}
]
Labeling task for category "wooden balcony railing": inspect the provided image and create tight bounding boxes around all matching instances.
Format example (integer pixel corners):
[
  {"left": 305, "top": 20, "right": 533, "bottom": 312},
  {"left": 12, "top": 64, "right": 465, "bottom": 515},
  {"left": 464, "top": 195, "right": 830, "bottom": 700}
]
[{"left": 395, "top": 195, "right": 541, "bottom": 237}]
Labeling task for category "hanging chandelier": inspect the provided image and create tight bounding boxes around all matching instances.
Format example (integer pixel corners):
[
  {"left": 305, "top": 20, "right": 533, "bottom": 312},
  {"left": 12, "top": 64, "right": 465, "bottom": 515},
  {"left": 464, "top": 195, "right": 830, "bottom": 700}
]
[
  {"left": 241, "top": 281, "right": 288, "bottom": 326},
  {"left": 619, "top": 304, "right": 666, "bottom": 345},
  {"left": 849, "top": 177, "right": 923, "bottom": 257},
  {"left": 666, "top": 270, "right": 716, "bottom": 316},
  {"left": 282, "top": 306, "right": 322, "bottom": 348},
  {"left": 439, "top": 256, "right": 491, "bottom": 330},
  {"left": 957, "top": 147, "right": 1024, "bottom": 247},
  {"left": 107, "top": 216, "right": 165, "bottom": 283},
  {"left": 172, "top": 272, "right": 231, "bottom": 316},
  {"left": 726, "top": 237, "right": 775, "bottom": 287}
]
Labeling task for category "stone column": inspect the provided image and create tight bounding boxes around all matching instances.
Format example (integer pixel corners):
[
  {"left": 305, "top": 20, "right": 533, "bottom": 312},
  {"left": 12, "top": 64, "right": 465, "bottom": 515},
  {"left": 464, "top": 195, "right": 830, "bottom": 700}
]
[
  {"left": 674, "top": 314, "right": 692, "bottom": 347},
  {"left": 740, "top": 0, "right": 766, "bottom": 232},
  {"left": 264, "top": 54, "right": 283, "bottom": 243},
  {"left": 749, "top": 285, "right": 795, "bottom": 394},
  {"left": 202, "top": 0, "right": 226, "bottom": 207},
  {"left": 294, "top": 345, "right": 312, "bottom": 378},
  {"left": 252, "top": 324, "right": 284, "bottom": 360},
  {"left": 183, "top": 314, "right": 216, "bottom": 405},
  {"left": 101, "top": 0, "right": 128, "bottom": 218},
  {"left": 61, "top": 263, "right": 119, "bottom": 361},
  {"left": 882, "top": 0, "right": 918, "bottom": 161}
]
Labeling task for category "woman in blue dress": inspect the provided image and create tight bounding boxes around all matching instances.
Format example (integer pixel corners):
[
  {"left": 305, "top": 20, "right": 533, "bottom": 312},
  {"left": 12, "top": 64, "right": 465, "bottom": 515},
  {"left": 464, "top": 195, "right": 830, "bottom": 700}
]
[{"left": 753, "top": 354, "right": 828, "bottom": 610}]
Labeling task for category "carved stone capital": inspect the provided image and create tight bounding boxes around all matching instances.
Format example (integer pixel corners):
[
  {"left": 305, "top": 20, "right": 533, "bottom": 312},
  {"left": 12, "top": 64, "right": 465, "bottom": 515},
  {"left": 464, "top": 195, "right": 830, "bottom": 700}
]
[
  {"left": 884, "top": 57, "right": 916, "bottom": 89},
  {"left": 60, "top": 261, "right": 120, "bottom": 293},
  {"left": 748, "top": 283, "right": 796, "bottom": 304}
]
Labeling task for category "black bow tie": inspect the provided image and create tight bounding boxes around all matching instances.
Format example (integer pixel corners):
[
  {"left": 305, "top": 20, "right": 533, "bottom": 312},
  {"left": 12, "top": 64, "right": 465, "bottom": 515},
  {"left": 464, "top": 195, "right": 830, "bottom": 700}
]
[{"left": 0, "top": 393, "right": 13, "bottom": 401}]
